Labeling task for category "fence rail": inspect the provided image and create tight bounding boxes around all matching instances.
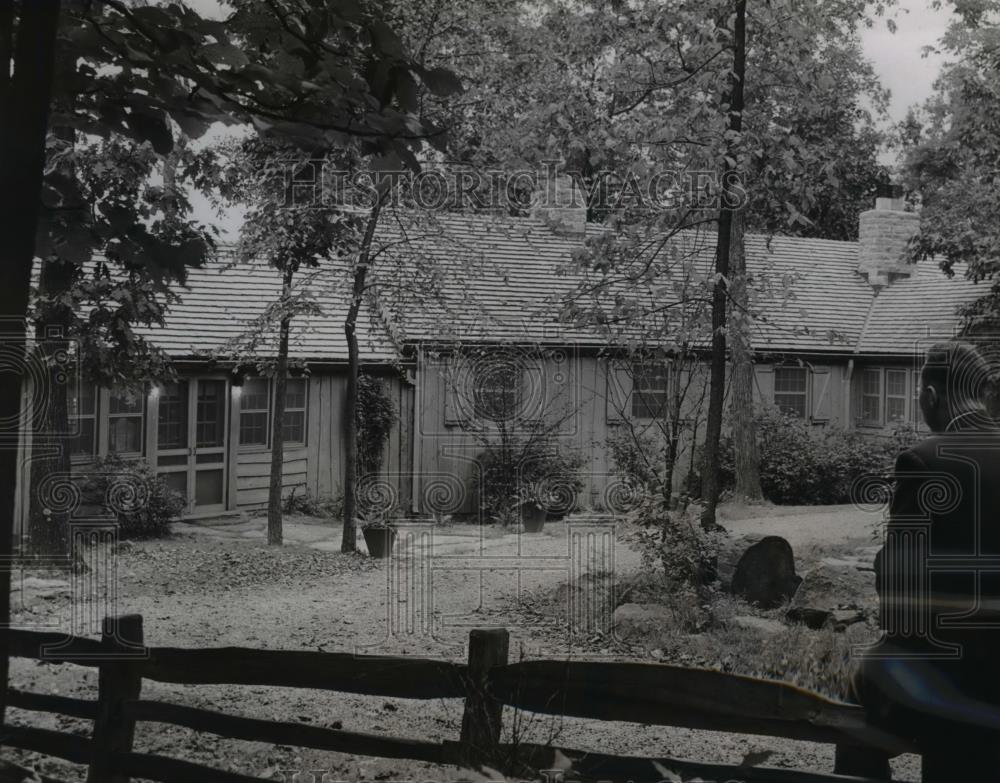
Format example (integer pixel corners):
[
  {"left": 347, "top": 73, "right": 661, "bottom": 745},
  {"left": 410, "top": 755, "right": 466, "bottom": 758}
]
[{"left": 0, "top": 616, "right": 913, "bottom": 783}]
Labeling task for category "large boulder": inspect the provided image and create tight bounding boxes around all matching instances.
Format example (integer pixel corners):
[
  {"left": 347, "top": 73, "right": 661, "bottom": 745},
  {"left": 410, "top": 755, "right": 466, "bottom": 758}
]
[
  {"left": 786, "top": 562, "right": 877, "bottom": 629},
  {"left": 716, "top": 534, "right": 802, "bottom": 609}
]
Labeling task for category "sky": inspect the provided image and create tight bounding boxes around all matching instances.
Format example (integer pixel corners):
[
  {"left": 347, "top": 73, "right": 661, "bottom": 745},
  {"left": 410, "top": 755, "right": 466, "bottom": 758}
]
[{"left": 859, "top": 0, "right": 953, "bottom": 152}]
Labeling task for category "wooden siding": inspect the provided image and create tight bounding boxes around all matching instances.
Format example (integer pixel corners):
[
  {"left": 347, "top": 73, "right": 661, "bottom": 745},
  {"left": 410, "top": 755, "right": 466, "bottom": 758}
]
[
  {"left": 236, "top": 371, "right": 414, "bottom": 513},
  {"left": 15, "top": 370, "right": 415, "bottom": 531},
  {"left": 414, "top": 354, "right": 856, "bottom": 516}
]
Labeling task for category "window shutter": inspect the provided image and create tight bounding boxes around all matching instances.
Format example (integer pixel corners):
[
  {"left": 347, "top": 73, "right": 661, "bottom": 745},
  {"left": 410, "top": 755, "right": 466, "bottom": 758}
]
[
  {"left": 605, "top": 361, "right": 632, "bottom": 424},
  {"left": 443, "top": 360, "right": 468, "bottom": 427},
  {"left": 810, "top": 366, "right": 832, "bottom": 423},
  {"left": 755, "top": 365, "right": 775, "bottom": 402},
  {"left": 521, "top": 361, "right": 545, "bottom": 426}
]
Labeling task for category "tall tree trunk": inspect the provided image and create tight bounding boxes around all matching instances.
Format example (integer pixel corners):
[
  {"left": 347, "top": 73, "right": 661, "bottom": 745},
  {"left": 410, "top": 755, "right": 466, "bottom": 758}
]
[
  {"left": 727, "top": 207, "right": 762, "bottom": 501},
  {"left": 267, "top": 266, "right": 294, "bottom": 546},
  {"left": 0, "top": 0, "right": 62, "bottom": 734},
  {"left": 28, "top": 258, "right": 74, "bottom": 556},
  {"left": 342, "top": 199, "right": 384, "bottom": 553},
  {"left": 700, "top": 0, "right": 746, "bottom": 530},
  {"left": 29, "top": 101, "right": 78, "bottom": 557}
]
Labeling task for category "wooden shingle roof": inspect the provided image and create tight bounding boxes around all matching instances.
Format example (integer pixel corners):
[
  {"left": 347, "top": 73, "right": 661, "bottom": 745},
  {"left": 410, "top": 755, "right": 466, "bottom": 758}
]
[
  {"left": 139, "top": 256, "right": 400, "bottom": 363},
  {"left": 124, "top": 213, "right": 985, "bottom": 362},
  {"left": 855, "top": 262, "right": 985, "bottom": 356}
]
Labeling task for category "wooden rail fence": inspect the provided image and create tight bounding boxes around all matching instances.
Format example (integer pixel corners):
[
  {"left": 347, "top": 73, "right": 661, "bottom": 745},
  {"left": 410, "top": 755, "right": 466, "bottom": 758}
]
[{"left": 0, "top": 615, "right": 914, "bottom": 783}]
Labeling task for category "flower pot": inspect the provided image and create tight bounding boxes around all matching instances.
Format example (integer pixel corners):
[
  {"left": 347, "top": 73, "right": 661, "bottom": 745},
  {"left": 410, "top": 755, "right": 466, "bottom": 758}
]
[
  {"left": 521, "top": 503, "right": 547, "bottom": 533},
  {"left": 362, "top": 526, "right": 397, "bottom": 558}
]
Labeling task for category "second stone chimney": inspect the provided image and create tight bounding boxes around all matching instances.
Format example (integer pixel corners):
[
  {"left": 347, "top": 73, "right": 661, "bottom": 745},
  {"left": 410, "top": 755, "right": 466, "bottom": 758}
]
[
  {"left": 856, "top": 184, "right": 919, "bottom": 289},
  {"left": 532, "top": 172, "right": 587, "bottom": 239}
]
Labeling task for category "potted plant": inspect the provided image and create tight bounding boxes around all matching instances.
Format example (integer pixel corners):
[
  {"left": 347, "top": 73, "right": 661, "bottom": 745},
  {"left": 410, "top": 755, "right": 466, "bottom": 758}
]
[
  {"left": 518, "top": 484, "right": 549, "bottom": 533},
  {"left": 361, "top": 516, "right": 397, "bottom": 558}
]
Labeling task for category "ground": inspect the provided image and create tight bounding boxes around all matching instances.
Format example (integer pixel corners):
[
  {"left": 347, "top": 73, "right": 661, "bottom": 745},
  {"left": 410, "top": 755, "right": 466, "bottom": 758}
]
[{"left": 3, "top": 502, "right": 921, "bottom": 782}]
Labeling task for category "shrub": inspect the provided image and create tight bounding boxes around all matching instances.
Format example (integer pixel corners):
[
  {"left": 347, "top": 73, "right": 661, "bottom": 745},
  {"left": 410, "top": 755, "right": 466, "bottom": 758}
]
[
  {"left": 473, "top": 438, "right": 585, "bottom": 524},
  {"left": 625, "top": 496, "right": 723, "bottom": 590},
  {"left": 607, "top": 429, "right": 661, "bottom": 490},
  {"left": 357, "top": 373, "right": 396, "bottom": 478},
  {"left": 79, "top": 455, "right": 184, "bottom": 539},
  {"left": 718, "top": 405, "right": 920, "bottom": 505}
]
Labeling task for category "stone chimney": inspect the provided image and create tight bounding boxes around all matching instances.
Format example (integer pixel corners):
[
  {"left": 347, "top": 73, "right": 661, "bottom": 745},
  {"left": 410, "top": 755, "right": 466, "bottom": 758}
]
[
  {"left": 532, "top": 172, "right": 587, "bottom": 239},
  {"left": 856, "top": 183, "right": 919, "bottom": 288}
]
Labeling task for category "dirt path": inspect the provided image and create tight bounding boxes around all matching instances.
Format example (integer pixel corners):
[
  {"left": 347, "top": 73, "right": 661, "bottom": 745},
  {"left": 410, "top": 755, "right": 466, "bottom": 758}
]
[
  {"left": 3, "top": 507, "right": 917, "bottom": 782},
  {"left": 719, "top": 503, "right": 881, "bottom": 549}
]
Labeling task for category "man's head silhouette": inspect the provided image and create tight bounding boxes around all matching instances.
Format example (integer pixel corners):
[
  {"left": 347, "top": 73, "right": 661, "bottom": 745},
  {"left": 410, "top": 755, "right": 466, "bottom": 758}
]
[{"left": 919, "top": 342, "right": 992, "bottom": 432}]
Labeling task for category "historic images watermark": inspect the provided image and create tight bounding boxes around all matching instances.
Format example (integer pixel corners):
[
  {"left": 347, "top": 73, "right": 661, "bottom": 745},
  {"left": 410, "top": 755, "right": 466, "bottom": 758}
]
[{"left": 280, "top": 159, "right": 748, "bottom": 214}]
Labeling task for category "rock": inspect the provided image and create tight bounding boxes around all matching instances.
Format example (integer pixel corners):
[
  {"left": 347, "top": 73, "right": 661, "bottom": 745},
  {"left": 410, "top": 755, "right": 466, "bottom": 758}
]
[
  {"left": 716, "top": 535, "right": 802, "bottom": 609},
  {"left": 832, "top": 609, "right": 866, "bottom": 629},
  {"left": 786, "top": 563, "right": 877, "bottom": 629},
  {"left": 611, "top": 603, "right": 677, "bottom": 644},
  {"left": 729, "top": 615, "right": 787, "bottom": 635}
]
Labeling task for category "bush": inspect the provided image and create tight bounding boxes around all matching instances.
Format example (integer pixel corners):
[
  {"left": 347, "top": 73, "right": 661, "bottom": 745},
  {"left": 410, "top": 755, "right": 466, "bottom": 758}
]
[
  {"left": 79, "top": 455, "right": 184, "bottom": 539},
  {"left": 607, "top": 429, "right": 661, "bottom": 490},
  {"left": 473, "top": 438, "right": 585, "bottom": 525},
  {"left": 357, "top": 374, "right": 396, "bottom": 478},
  {"left": 625, "top": 497, "right": 723, "bottom": 590},
  {"left": 719, "top": 405, "right": 920, "bottom": 505}
]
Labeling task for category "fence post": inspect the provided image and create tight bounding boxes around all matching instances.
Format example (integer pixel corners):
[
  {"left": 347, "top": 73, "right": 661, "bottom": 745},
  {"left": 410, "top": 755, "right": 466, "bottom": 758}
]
[
  {"left": 833, "top": 744, "right": 891, "bottom": 779},
  {"left": 459, "top": 628, "right": 509, "bottom": 768},
  {"left": 88, "top": 614, "right": 144, "bottom": 783}
]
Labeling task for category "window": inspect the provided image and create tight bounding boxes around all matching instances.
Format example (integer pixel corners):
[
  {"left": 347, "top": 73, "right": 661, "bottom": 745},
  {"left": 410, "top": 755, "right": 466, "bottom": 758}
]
[
  {"left": 158, "top": 381, "right": 188, "bottom": 450},
  {"left": 471, "top": 363, "right": 522, "bottom": 422},
  {"left": 239, "top": 378, "right": 270, "bottom": 447},
  {"left": 68, "top": 383, "right": 97, "bottom": 457},
  {"left": 886, "top": 369, "right": 908, "bottom": 423},
  {"left": 860, "top": 368, "right": 882, "bottom": 425},
  {"left": 108, "top": 388, "right": 144, "bottom": 454},
  {"left": 774, "top": 367, "right": 808, "bottom": 418},
  {"left": 283, "top": 378, "right": 308, "bottom": 444},
  {"left": 632, "top": 363, "right": 669, "bottom": 418},
  {"left": 912, "top": 369, "right": 923, "bottom": 426}
]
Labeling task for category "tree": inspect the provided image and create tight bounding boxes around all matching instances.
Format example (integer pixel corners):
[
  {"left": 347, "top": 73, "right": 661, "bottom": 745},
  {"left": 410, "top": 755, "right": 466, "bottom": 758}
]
[
  {"left": 898, "top": 1, "right": 1000, "bottom": 324},
  {"left": 218, "top": 140, "right": 380, "bottom": 547},
  {"left": 430, "top": 0, "right": 893, "bottom": 527},
  {"left": 26, "top": 131, "right": 219, "bottom": 555},
  {"left": 0, "top": 0, "right": 62, "bottom": 732},
  {"left": 699, "top": 0, "right": 748, "bottom": 529},
  {"left": 1, "top": 0, "right": 458, "bottom": 729},
  {"left": 562, "top": 229, "right": 715, "bottom": 508}
]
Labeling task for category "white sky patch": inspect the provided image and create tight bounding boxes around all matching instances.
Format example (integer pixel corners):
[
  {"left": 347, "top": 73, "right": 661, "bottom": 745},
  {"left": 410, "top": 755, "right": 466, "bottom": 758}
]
[{"left": 860, "top": 0, "right": 954, "bottom": 164}]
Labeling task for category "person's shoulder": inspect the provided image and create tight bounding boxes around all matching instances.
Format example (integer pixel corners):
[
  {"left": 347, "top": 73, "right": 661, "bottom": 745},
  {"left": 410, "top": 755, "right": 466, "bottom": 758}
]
[{"left": 896, "top": 438, "right": 935, "bottom": 469}]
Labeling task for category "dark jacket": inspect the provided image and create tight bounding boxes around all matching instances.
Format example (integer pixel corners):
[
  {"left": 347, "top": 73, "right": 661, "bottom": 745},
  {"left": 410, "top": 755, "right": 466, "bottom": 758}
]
[{"left": 877, "top": 410, "right": 1000, "bottom": 667}]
